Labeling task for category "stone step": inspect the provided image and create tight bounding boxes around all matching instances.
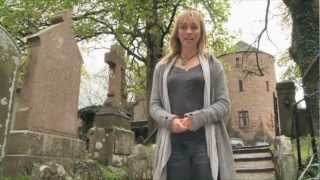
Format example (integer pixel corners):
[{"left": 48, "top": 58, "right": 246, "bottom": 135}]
[
  {"left": 235, "top": 172, "right": 276, "bottom": 180},
  {"left": 233, "top": 146, "right": 271, "bottom": 154},
  {"left": 235, "top": 159, "right": 275, "bottom": 172},
  {"left": 234, "top": 152, "right": 273, "bottom": 161},
  {"left": 236, "top": 167, "right": 275, "bottom": 173}
]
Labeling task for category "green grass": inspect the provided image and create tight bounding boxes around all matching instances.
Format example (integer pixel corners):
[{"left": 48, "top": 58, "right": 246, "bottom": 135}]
[
  {"left": 102, "top": 166, "right": 128, "bottom": 180},
  {"left": 292, "top": 136, "right": 320, "bottom": 180},
  {"left": 292, "top": 136, "right": 316, "bottom": 164}
]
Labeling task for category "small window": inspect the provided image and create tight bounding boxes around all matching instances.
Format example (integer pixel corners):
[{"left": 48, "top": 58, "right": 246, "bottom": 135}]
[
  {"left": 266, "top": 81, "right": 270, "bottom": 92},
  {"left": 239, "top": 111, "right": 249, "bottom": 128},
  {"left": 239, "top": 80, "right": 244, "bottom": 92},
  {"left": 235, "top": 57, "right": 240, "bottom": 67}
]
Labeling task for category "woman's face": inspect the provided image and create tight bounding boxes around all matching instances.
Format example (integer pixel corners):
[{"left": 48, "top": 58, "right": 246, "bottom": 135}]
[{"left": 177, "top": 17, "right": 201, "bottom": 49}]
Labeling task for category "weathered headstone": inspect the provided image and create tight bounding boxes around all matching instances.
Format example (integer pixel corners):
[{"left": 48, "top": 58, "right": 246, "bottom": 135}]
[
  {"left": 128, "top": 144, "right": 154, "bottom": 180},
  {"left": 0, "top": 25, "right": 21, "bottom": 170},
  {"left": 87, "top": 126, "right": 134, "bottom": 166},
  {"left": 3, "top": 11, "right": 86, "bottom": 176},
  {"left": 133, "top": 95, "right": 148, "bottom": 122},
  {"left": 13, "top": 12, "right": 81, "bottom": 135}
]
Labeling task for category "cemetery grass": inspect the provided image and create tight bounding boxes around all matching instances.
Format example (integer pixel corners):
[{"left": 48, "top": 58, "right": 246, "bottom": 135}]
[
  {"left": 292, "top": 136, "right": 320, "bottom": 179},
  {"left": 292, "top": 136, "right": 317, "bottom": 164}
]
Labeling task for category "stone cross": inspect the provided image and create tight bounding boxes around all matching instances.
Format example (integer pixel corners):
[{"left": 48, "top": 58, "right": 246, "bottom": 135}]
[{"left": 104, "top": 44, "right": 126, "bottom": 106}]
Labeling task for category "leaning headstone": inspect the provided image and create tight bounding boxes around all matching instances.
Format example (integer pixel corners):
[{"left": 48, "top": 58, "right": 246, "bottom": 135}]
[
  {"left": 0, "top": 25, "right": 20, "bottom": 171},
  {"left": 3, "top": 11, "right": 86, "bottom": 176}
]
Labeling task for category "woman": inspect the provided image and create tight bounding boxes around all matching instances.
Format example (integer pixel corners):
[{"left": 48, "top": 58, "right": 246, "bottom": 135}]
[{"left": 149, "top": 9, "right": 235, "bottom": 180}]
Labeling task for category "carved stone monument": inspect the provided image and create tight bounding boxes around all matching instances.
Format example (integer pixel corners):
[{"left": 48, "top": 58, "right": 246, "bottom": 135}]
[
  {"left": 105, "top": 44, "right": 127, "bottom": 106},
  {"left": 94, "top": 44, "right": 130, "bottom": 129},
  {"left": 3, "top": 11, "right": 85, "bottom": 176},
  {"left": 88, "top": 44, "right": 134, "bottom": 167}
]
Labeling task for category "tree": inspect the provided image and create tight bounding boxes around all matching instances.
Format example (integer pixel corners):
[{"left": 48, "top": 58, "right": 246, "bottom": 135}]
[
  {"left": 0, "top": 0, "right": 232, "bottom": 90},
  {"left": 0, "top": 0, "right": 233, "bottom": 132},
  {"left": 281, "top": 1, "right": 319, "bottom": 178},
  {"left": 281, "top": 0, "right": 318, "bottom": 82}
]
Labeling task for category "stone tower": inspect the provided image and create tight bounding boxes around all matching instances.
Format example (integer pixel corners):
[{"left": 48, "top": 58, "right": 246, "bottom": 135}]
[{"left": 220, "top": 41, "right": 277, "bottom": 144}]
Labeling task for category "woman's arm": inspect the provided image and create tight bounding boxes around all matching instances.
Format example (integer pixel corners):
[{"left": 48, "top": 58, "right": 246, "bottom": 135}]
[
  {"left": 149, "top": 63, "right": 177, "bottom": 129},
  {"left": 185, "top": 62, "right": 230, "bottom": 131}
]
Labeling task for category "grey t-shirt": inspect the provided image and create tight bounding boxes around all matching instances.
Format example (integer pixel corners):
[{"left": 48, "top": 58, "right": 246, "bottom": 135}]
[{"left": 167, "top": 64, "right": 205, "bottom": 140}]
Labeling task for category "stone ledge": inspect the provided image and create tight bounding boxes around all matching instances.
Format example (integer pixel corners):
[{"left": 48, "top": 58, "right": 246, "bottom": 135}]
[{"left": 6, "top": 130, "right": 86, "bottom": 158}]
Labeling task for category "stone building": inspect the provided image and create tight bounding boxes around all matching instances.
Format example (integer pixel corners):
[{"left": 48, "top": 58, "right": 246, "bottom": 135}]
[{"left": 220, "top": 41, "right": 277, "bottom": 144}]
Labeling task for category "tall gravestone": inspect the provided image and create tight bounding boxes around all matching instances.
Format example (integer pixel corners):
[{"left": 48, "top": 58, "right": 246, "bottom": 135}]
[
  {"left": 105, "top": 44, "right": 126, "bottom": 106},
  {"left": 3, "top": 11, "right": 85, "bottom": 176},
  {"left": 88, "top": 44, "right": 134, "bottom": 167},
  {"left": 94, "top": 44, "right": 130, "bottom": 129},
  {"left": 0, "top": 25, "right": 20, "bottom": 173}
]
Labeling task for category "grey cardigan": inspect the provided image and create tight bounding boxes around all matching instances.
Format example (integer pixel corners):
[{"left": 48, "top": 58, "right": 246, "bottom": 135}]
[{"left": 150, "top": 54, "right": 236, "bottom": 180}]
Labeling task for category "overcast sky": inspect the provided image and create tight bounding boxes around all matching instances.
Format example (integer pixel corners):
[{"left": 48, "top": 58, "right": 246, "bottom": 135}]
[{"left": 227, "top": 0, "right": 290, "bottom": 56}]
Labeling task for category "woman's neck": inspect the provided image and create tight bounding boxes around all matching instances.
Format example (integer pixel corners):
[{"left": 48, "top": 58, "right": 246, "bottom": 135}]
[{"left": 180, "top": 48, "right": 198, "bottom": 59}]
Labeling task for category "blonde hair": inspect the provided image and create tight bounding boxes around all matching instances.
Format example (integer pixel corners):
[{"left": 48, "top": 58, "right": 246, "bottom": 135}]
[{"left": 160, "top": 8, "right": 208, "bottom": 64}]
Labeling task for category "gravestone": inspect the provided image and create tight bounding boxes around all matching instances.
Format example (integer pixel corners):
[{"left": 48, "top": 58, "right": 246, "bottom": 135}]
[
  {"left": 94, "top": 44, "right": 130, "bottom": 129},
  {"left": 0, "top": 25, "right": 21, "bottom": 170},
  {"left": 87, "top": 127, "right": 134, "bottom": 166},
  {"left": 88, "top": 44, "right": 134, "bottom": 167},
  {"left": 133, "top": 95, "right": 148, "bottom": 122},
  {"left": 3, "top": 11, "right": 86, "bottom": 176},
  {"left": 105, "top": 44, "right": 126, "bottom": 106}
]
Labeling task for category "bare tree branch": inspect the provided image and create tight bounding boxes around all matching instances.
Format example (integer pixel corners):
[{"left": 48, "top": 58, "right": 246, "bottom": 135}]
[
  {"left": 253, "top": 0, "right": 271, "bottom": 76},
  {"left": 110, "top": 27, "right": 146, "bottom": 63},
  {"left": 161, "top": 1, "right": 180, "bottom": 40}
]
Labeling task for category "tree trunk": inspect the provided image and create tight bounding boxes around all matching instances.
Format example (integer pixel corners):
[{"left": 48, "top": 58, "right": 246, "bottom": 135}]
[
  {"left": 282, "top": 0, "right": 319, "bottom": 136},
  {"left": 145, "top": 0, "right": 164, "bottom": 139},
  {"left": 283, "top": 0, "right": 319, "bottom": 73}
]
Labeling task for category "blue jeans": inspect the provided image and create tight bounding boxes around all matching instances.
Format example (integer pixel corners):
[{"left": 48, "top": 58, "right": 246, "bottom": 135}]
[{"left": 167, "top": 137, "right": 214, "bottom": 180}]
